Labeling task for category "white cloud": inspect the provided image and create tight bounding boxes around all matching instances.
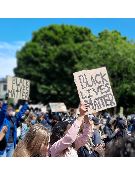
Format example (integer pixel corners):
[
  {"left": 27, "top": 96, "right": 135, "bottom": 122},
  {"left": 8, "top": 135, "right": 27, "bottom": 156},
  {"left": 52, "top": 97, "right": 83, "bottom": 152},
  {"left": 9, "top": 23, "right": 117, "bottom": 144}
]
[
  {"left": 0, "top": 41, "right": 25, "bottom": 78},
  {"left": 0, "top": 57, "right": 17, "bottom": 77}
]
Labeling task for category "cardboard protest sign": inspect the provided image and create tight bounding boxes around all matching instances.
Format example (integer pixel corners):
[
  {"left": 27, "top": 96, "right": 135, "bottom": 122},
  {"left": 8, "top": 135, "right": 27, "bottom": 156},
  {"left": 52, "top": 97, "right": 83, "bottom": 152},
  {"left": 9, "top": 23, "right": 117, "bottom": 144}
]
[
  {"left": 73, "top": 67, "right": 116, "bottom": 113},
  {"left": 7, "top": 76, "right": 30, "bottom": 100},
  {"left": 49, "top": 103, "right": 67, "bottom": 112},
  {"left": 41, "top": 106, "right": 47, "bottom": 113}
]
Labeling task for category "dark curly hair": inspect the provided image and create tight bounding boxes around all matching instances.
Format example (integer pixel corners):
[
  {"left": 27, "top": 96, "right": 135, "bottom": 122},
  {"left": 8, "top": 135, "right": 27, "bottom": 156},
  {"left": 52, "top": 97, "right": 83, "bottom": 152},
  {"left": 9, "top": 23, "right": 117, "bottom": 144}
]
[{"left": 50, "top": 121, "right": 69, "bottom": 145}]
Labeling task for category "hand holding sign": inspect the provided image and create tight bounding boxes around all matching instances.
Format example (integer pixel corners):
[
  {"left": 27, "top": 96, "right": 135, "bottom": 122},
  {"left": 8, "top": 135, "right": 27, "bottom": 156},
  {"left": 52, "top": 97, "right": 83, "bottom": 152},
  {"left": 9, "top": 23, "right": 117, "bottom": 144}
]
[{"left": 79, "top": 102, "right": 88, "bottom": 117}]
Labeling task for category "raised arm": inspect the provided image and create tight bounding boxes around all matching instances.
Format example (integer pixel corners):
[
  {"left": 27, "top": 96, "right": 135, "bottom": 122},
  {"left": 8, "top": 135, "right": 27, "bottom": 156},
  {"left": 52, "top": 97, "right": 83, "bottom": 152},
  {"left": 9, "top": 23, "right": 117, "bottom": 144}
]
[
  {"left": 50, "top": 103, "right": 87, "bottom": 157},
  {"left": 75, "top": 116, "right": 93, "bottom": 150},
  {"left": 16, "top": 102, "right": 29, "bottom": 123},
  {"left": 50, "top": 119, "right": 83, "bottom": 156}
]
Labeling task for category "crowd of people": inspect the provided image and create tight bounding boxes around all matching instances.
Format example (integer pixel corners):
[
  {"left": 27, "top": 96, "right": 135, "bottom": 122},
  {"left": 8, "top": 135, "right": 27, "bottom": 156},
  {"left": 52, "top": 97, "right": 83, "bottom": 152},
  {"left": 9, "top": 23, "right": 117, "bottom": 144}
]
[{"left": 0, "top": 95, "right": 135, "bottom": 157}]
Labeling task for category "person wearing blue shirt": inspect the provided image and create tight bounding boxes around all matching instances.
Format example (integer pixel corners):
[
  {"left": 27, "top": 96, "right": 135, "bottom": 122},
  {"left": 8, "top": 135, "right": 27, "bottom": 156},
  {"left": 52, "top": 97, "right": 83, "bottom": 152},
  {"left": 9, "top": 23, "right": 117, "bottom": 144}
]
[{"left": 0, "top": 100, "right": 29, "bottom": 157}]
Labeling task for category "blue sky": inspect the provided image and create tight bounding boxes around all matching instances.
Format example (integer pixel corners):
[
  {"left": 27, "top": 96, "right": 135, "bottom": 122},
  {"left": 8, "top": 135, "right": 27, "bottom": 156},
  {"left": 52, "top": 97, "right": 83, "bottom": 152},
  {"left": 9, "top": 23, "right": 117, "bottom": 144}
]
[{"left": 1, "top": 18, "right": 135, "bottom": 78}]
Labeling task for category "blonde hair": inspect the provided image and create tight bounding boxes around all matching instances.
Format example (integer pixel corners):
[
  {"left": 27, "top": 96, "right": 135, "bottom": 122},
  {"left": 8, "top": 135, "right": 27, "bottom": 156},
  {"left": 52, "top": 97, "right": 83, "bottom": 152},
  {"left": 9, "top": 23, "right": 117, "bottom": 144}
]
[{"left": 13, "top": 124, "right": 50, "bottom": 157}]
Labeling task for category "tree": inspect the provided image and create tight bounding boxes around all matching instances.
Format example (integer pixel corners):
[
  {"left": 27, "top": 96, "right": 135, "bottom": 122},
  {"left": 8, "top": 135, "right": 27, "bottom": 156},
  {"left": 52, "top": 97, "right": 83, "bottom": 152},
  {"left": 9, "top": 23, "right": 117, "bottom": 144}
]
[
  {"left": 14, "top": 25, "right": 95, "bottom": 107},
  {"left": 14, "top": 25, "right": 135, "bottom": 113},
  {"left": 97, "top": 30, "right": 135, "bottom": 114}
]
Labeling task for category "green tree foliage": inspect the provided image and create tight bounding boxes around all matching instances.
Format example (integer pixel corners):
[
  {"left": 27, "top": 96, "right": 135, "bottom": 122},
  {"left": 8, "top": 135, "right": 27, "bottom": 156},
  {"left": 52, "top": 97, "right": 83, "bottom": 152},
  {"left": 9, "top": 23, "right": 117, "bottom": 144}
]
[{"left": 14, "top": 25, "right": 135, "bottom": 113}]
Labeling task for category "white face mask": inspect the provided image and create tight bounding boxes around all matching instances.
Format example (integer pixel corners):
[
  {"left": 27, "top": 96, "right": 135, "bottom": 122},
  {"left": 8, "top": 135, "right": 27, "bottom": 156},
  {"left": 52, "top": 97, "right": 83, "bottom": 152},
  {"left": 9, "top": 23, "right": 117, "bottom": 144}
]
[
  {"left": 12, "top": 111, "right": 16, "bottom": 116},
  {"left": 9, "top": 111, "right": 15, "bottom": 116}
]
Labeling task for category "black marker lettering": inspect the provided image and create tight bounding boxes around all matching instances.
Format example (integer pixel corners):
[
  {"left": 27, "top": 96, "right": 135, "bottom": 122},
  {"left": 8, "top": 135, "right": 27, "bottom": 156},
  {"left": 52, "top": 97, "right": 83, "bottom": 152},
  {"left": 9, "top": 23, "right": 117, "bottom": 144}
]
[
  {"left": 100, "top": 72, "right": 108, "bottom": 85},
  {"left": 95, "top": 74, "right": 101, "bottom": 84}
]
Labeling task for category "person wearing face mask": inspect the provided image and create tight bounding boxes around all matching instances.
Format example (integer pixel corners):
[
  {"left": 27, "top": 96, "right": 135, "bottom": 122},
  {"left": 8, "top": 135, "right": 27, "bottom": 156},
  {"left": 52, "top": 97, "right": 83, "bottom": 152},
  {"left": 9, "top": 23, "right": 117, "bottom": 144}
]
[
  {"left": 27, "top": 112, "right": 37, "bottom": 126},
  {"left": 0, "top": 97, "right": 29, "bottom": 157}
]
